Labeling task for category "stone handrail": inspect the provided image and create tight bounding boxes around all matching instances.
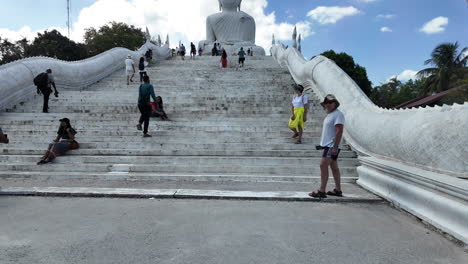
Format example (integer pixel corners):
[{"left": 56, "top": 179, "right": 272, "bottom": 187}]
[
  {"left": 0, "top": 41, "right": 171, "bottom": 111},
  {"left": 271, "top": 44, "right": 468, "bottom": 176}
]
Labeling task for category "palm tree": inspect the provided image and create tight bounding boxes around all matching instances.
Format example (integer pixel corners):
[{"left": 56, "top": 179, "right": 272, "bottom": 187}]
[{"left": 417, "top": 42, "right": 467, "bottom": 94}]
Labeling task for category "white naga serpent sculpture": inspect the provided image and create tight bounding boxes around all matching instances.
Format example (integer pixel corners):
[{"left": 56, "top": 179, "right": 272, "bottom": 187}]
[
  {"left": 271, "top": 43, "right": 468, "bottom": 177},
  {"left": 0, "top": 38, "right": 171, "bottom": 111}
]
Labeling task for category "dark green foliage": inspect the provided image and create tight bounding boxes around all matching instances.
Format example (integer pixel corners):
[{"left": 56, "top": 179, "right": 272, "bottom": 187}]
[
  {"left": 371, "top": 78, "right": 428, "bottom": 108},
  {"left": 27, "top": 30, "right": 88, "bottom": 61},
  {"left": 0, "top": 37, "right": 27, "bottom": 64},
  {"left": 417, "top": 42, "right": 467, "bottom": 94},
  {"left": 440, "top": 85, "right": 468, "bottom": 105},
  {"left": 84, "top": 22, "right": 145, "bottom": 56},
  {"left": 320, "top": 50, "right": 373, "bottom": 96}
]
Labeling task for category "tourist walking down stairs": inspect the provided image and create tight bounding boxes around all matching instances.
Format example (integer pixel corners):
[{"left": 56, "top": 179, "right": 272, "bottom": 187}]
[
  {"left": 137, "top": 75, "right": 158, "bottom": 137},
  {"left": 289, "top": 85, "right": 308, "bottom": 144},
  {"left": 37, "top": 118, "right": 79, "bottom": 165},
  {"left": 309, "top": 94, "right": 345, "bottom": 198},
  {"left": 34, "top": 69, "right": 59, "bottom": 113},
  {"left": 125, "top": 55, "right": 136, "bottom": 85}
]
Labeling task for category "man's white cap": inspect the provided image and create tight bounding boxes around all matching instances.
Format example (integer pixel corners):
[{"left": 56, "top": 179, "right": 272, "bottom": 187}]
[{"left": 127, "top": 55, "right": 132, "bottom": 58}]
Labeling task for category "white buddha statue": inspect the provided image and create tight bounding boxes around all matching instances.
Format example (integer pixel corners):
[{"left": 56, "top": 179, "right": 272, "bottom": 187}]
[{"left": 198, "top": 0, "right": 265, "bottom": 56}]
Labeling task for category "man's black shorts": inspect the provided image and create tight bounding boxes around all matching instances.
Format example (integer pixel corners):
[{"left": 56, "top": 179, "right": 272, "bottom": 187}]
[
  {"left": 239, "top": 58, "right": 245, "bottom": 63},
  {"left": 322, "top": 147, "right": 341, "bottom": 161}
]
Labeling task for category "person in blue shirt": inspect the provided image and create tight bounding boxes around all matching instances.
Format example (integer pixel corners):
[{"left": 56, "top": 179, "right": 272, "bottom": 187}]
[{"left": 137, "top": 75, "right": 157, "bottom": 137}]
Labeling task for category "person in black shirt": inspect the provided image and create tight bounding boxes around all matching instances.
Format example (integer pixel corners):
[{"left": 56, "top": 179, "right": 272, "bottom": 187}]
[
  {"left": 37, "top": 118, "right": 79, "bottom": 165},
  {"left": 138, "top": 57, "right": 147, "bottom": 84}
]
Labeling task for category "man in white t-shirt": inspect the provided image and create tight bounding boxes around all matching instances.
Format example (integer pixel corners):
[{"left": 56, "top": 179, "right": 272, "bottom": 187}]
[
  {"left": 309, "top": 94, "right": 345, "bottom": 199},
  {"left": 125, "top": 55, "right": 135, "bottom": 85}
]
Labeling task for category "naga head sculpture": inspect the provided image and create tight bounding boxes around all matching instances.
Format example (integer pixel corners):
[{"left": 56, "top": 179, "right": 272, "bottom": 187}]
[{"left": 219, "top": 0, "right": 242, "bottom": 11}]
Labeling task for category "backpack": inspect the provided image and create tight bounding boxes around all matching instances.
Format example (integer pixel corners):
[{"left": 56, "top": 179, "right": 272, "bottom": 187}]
[{"left": 34, "top": 73, "right": 49, "bottom": 87}]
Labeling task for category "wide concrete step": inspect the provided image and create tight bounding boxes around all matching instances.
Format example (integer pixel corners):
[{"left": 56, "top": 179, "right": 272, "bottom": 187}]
[
  {"left": 0, "top": 118, "right": 325, "bottom": 127},
  {"left": 1, "top": 148, "right": 358, "bottom": 158},
  {"left": 0, "top": 163, "right": 358, "bottom": 175},
  {"left": 0, "top": 155, "right": 359, "bottom": 166},
  {"left": 5, "top": 142, "right": 331, "bottom": 151},
  {"left": 0, "top": 171, "right": 358, "bottom": 184},
  {"left": 0, "top": 185, "right": 380, "bottom": 202},
  {"left": 5, "top": 130, "right": 325, "bottom": 138},
  {"left": 0, "top": 113, "right": 309, "bottom": 120},
  {"left": 6, "top": 136, "right": 327, "bottom": 144}
]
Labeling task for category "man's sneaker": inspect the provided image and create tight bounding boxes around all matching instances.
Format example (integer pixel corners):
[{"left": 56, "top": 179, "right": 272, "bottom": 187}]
[
  {"left": 136, "top": 124, "right": 142, "bottom": 131},
  {"left": 143, "top": 134, "right": 152, "bottom": 138}
]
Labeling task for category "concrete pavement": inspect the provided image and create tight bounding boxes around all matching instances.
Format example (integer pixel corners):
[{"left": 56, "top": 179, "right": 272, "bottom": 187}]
[{"left": 0, "top": 197, "right": 466, "bottom": 264}]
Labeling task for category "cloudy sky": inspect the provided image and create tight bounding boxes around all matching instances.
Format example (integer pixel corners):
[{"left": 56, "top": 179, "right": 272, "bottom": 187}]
[{"left": 0, "top": 0, "right": 467, "bottom": 85}]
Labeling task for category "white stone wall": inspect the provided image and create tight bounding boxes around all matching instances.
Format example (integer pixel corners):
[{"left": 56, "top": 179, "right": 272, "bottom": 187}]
[
  {"left": 0, "top": 42, "right": 171, "bottom": 111},
  {"left": 271, "top": 44, "right": 468, "bottom": 176}
]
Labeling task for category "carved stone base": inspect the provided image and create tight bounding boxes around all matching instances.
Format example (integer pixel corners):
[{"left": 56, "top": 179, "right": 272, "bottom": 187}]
[{"left": 357, "top": 156, "right": 468, "bottom": 244}]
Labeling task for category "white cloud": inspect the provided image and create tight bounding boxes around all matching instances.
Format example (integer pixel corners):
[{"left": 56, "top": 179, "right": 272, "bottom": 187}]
[
  {"left": 0, "top": 26, "right": 69, "bottom": 42},
  {"left": 307, "top": 6, "right": 361, "bottom": 24},
  {"left": 380, "top": 27, "right": 392, "bottom": 32},
  {"left": 387, "top": 69, "right": 419, "bottom": 82},
  {"left": 419, "top": 16, "right": 448, "bottom": 34},
  {"left": 376, "top": 14, "right": 395, "bottom": 20},
  {"left": 0, "top": 0, "right": 312, "bottom": 52}
]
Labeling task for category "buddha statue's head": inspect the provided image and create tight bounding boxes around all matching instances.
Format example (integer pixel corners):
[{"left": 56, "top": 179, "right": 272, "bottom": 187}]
[{"left": 219, "top": 0, "right": 242, "bottom": 11}]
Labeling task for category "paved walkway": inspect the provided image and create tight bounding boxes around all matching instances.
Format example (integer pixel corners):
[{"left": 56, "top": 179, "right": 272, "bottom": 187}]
[{"left": 0, "top": 197, "right": 466, "bottom": 264}]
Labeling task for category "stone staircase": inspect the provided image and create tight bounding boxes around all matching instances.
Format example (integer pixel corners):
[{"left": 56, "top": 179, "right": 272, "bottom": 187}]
[{"left": 0, "top": 56, "right": 376, "bottom": 201}]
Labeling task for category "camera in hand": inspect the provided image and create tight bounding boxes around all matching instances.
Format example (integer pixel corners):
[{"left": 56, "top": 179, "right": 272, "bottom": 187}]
[
  {"left": 315, "top": 145, "right": 323, "bottom": 150},
  {"left": 54, "top": 91, "right": 59, "bottom": 98}
]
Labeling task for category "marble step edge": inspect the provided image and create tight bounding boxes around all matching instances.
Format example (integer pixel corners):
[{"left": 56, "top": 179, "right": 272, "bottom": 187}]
[
  {"left": 0, "top": 187, "right": 381, "bottom": 203},
  {"left": 0, "top": 171, "right": 358, "bottom": 183}
]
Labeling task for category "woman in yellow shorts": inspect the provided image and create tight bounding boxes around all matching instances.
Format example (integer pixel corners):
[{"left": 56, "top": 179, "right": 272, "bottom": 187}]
[{"left": 289, "top": 85, "right": 309, "bottom": 144}]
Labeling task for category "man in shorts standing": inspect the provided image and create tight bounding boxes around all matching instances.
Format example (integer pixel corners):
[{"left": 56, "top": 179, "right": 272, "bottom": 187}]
[
  {"left": 125, "top": 55, "right": 135, "bottom": 85},
  {"left": 309, "top": 94, "right": 345, "bottom": 198}
]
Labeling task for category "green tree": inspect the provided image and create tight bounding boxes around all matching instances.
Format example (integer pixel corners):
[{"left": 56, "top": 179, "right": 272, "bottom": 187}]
[
  {"left": 371, "top": 77, "right": 427, "bottom": 108},
  {"left": 84, "top": 22, "right": 145, "bottom": 56},
  {"left": 0, "top": 37, "right": 26, "bottom": 64},
  {"left": 27, "top": 30, "right": 88, "bottom": 61},
  {"left": 417, "top": 42, "right": 468, "bottom": 94},
  {"left": 321, "top": 50, "right": 373, "bottom": 96}
]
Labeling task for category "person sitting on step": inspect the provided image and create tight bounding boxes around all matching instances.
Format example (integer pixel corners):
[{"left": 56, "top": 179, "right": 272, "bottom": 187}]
[
  {"left": 0, "top": 127, "right": 9, "bottom": 144},
  {"left": 150, "top": 96, "right": 170, "bottom": 121},
  {"left": 37, "top": 118, "right": 80, "bottom": 165}
]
